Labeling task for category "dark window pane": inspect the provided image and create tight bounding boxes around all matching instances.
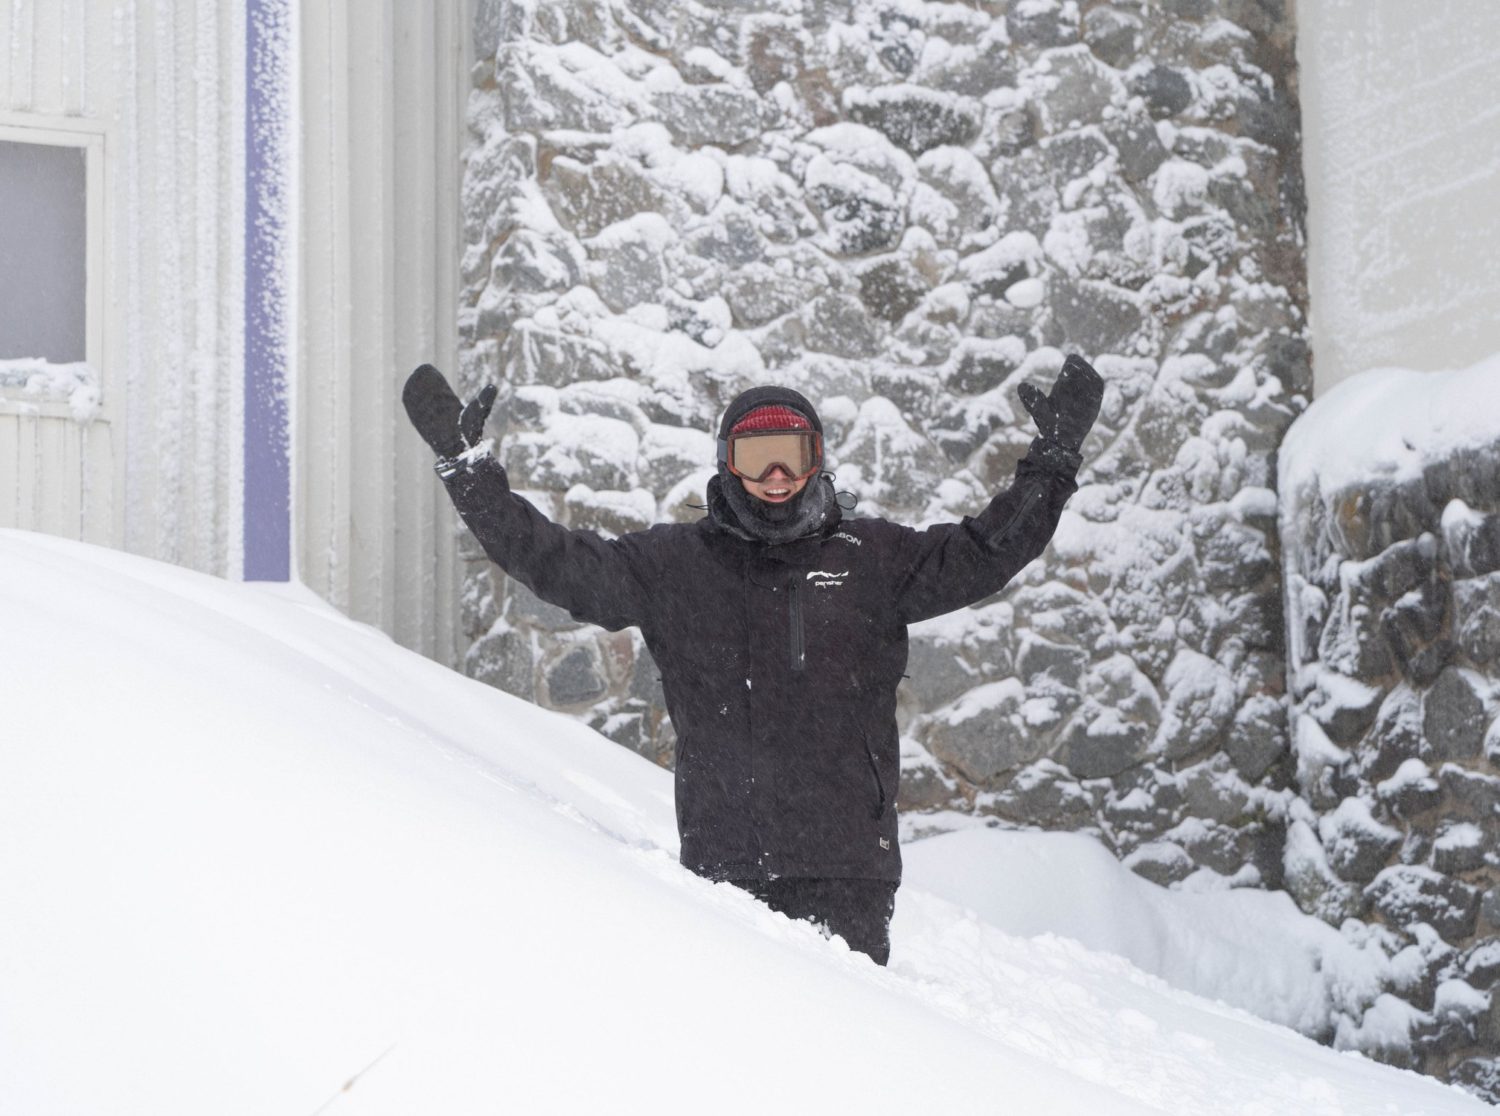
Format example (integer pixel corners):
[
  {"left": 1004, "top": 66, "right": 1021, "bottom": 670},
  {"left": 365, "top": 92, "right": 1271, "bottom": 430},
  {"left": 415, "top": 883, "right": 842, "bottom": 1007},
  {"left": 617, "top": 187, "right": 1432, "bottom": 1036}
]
[{"left": 0, "top": 140, "right": 87, "bottom": 363}]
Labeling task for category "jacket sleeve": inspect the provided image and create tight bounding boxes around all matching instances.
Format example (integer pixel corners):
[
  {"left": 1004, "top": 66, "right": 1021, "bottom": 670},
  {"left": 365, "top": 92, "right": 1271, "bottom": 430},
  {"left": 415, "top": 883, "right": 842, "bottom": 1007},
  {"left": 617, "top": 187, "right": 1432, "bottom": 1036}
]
[
  {"left": 891, "top": 438, "right": 1081, "bottom": 625},
  {"left": 436, "top": 450, "right": 653, "bottom": 632}
]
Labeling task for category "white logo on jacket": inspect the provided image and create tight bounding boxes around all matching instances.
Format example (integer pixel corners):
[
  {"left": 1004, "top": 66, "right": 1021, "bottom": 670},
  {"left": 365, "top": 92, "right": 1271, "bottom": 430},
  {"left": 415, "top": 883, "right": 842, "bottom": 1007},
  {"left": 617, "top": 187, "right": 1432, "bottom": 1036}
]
[{"left": 807, "top": 569, "right": 849, "bottom": 588}]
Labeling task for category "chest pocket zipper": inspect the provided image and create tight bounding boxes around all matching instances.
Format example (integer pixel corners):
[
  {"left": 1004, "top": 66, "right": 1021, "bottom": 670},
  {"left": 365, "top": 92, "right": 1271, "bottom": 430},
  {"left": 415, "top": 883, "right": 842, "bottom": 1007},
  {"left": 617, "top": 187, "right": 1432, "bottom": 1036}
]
[{"left": 788, "top": 576, "right": 805, "bottom": 672}]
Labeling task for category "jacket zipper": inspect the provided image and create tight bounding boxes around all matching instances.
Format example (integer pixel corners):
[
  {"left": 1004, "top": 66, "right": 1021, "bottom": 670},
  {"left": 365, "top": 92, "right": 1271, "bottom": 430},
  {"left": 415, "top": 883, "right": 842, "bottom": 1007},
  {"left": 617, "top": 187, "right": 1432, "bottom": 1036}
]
[
  {"left": 788, "top": 576, "right": 805, "bottom": 672},
  {"left": 987, "top": 483, "right": 1043, "bottom": 549},
  {"left": 862, "top": 738, "right": 887, "bottom": 820}
]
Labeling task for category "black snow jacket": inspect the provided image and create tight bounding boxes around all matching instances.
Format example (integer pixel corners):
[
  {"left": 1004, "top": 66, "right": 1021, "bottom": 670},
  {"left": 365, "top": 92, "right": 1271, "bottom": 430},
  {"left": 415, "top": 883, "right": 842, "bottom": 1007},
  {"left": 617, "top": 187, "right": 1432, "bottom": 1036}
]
[{"left": 438, "top": 440, "right": 1079, "bottom": 883}]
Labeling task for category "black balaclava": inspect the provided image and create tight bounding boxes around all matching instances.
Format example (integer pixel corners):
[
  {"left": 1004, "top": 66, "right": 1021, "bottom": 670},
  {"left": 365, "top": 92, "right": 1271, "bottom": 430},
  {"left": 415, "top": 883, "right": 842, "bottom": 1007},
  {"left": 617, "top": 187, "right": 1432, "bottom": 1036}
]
[{"left": 709, "top": 385, "right": 838, "bottom": 545}]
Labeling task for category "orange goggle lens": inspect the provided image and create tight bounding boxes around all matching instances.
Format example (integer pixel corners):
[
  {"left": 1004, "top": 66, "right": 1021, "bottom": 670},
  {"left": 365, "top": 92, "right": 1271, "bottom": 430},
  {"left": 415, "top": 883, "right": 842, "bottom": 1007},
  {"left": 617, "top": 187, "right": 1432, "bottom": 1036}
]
[{"left": 725, "top": 430, "right": 822, "bottom": 482}]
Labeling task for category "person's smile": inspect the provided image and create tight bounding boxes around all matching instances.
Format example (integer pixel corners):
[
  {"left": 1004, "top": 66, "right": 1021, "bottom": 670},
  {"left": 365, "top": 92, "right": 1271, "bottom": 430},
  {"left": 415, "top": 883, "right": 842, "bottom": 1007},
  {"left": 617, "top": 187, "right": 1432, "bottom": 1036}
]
[{"left": 743, "top": 465, "right": 808, "bottom": 504}]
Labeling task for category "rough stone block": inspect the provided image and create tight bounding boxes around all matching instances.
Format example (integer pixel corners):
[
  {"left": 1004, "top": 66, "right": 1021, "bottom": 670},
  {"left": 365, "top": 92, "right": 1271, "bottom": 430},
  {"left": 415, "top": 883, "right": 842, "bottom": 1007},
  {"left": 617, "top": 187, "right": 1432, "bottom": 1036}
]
[
  {"left": 1285, "top": 818, "right": 1363, "bottom": 924},
  {"left": 1104, "top": 108, "right": 1169, "bottom": 183},
  {"left": 721, "top": 262, "right": 808, "bottom": 326},
  {"left": 856, "top": 257, "right": 929, "bottom": 324},
  {"left": 1124, "top": 840, "right": 1195, "bottom": 887},
  {"left": 1179, "top": 761, "right": 1252, "bottom": 825},
  {"left": 510, "top": 326, "right": 621, "bottom": 390},
  {"left": 1033, "top": 48, "right": 1123, "bottom": 132},
  {"left": 1382, "top": 577, "right": 1452, "bottom": 681},
  {"left": 1017, "top": 636, "right": 1089, "bottom": 690},
  {"left": 544, "top": 158, "right": 668, "bottom": 241},
  {"left": 1424, "top": 667, "right": 1488, "bottom": 762},
  {"left": 1003, "top": 0, "right": 1079, "bottom": 49},
  {"left": 687, "top": 208, "right": 765, "bottom": 267},
  {"left": 465, "top": 626, "right": 536, "bottom": 703},
  {"left": 1449, "top": 1058, "right": 1500, "bottom": 1106},
  {"left": 1319, "top": 798, "right": 1401, "bottom": 885},
  {"left": 587, "top": 230, "right": 671, "bottom": 314},
  {"left": 1455, "top": 575, "right": 1500, "bottom": 666},
  {"left": 1226, "top": 694, "right": 1288, "bottom": 781},
  {"left": 921, "top": 34, "right": 1019, "bottom": 97},
  {"left": 1306, "top": 669, "right": 1384, "bottom": 746},
  {"left": 1082, "top": 7, "right": 1141, "bottom": 69},
  {"left": 546, "top": 644, "right": 609, "bottom": 707},
  {"left": 926, "top": 682, "right": 1044, "bottom": 785},
  {"left": 992, "top": 760, "right": 1098, "bottom": 830},
  {"left": 588, "top": 700, "right": 651, "bottom": 758},
  {"left": 1041, "top": 129, "right": 1113, "bottom": 187},
  {"left": 1156, "top": 649, "right": 1236, "bottom": 763},
  {"left": 743, "top": 17, "right": 806, "bottom": 95},
  {"left": 1364, "top": 535, "right": 1437, "bottom": 603},
  {"left": 653, "top": 84, "right": 773, "bottom": 148},
  {"left": 1316, "top": 593, "right": 1395, "bottom": 680},
  {"left": 903, "top": 638, "right": 980, "bottom": 710},
  {"left": 1439, "top": 766, "right": 1500, "bottom": 824},
  {"left": 845, "top": 85, "right": 982, "bottom": 155},
  {"left": 804, "top": 292, "right": 883, "bottom": 358},
  {"left": 806, "top": 182, "right": 905, "bottom": 255},
  {"left": 563, "top": 486, "right": 656, "bottom": 537},
  {"left": 1102, "top": 774, "right": 1177, "bottom": 833},
  {"left": 1366, "top": 865, "right": 1482, "bottom": 943},
  {"left": 1433, "top": 821, "right": 1487, "bottom": 875},
  {"left": 1050, "top": 278, "right": 1144, "bottom": 356},
  {"left": 1359, "top": 686, "right": 1427, "bottom": 783},
  {"left": 1174, "top": 818, "right": 1255, "bottom": 876},
  {"left": 1058, "top": 711, "right": 1153, "bottom": 779},
  {"left": 1132, "top": 64, "right": 1193, "bottom": 119}
]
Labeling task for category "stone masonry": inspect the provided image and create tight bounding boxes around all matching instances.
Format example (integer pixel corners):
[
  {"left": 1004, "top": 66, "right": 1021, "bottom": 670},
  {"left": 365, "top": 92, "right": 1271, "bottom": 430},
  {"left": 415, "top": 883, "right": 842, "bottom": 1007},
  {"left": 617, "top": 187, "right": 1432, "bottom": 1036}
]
[
  {"left": 458, "top": 0, "right": 1310, "bottom": 894},
  {"left": 1282, "top": 424, "right": 1500, "bottom": 1097}
]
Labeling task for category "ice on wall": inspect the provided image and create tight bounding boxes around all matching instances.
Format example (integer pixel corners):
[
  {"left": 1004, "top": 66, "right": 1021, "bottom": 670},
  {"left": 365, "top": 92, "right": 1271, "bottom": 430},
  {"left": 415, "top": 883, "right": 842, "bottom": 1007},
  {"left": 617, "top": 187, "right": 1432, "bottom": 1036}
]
[{"left": 459, "top": 0, "right": 1309, "bottom": 920}]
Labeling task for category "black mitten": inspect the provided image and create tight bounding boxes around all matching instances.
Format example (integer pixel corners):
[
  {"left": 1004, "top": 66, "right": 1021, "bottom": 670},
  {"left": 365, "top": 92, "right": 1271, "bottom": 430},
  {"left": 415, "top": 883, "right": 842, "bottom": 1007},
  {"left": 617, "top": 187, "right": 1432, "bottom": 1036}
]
[
  {"left": 402, "top": 364, "right": 497, "bottom": 459},
  {"left": 1018, "top": 354, "right": 1103, "bottom": 453}
]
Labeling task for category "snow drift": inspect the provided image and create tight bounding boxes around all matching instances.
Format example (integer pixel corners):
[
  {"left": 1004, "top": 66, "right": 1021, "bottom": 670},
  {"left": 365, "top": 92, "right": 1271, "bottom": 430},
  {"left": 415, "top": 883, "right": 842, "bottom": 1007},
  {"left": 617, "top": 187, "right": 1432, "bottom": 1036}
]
[{"left": 0, "top": 529, "right": 1487, "bottom": 1114}]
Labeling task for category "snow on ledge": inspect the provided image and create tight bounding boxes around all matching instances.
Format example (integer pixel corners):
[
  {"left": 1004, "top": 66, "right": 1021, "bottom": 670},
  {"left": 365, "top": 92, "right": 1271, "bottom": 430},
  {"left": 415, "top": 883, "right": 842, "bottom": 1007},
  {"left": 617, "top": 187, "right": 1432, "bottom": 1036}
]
[
  {"left": 0, "top": 358, "right": 101, "bottom": 422},
  {"left": 1279, "top": 352, "right": 1500, "bottom": 498}
]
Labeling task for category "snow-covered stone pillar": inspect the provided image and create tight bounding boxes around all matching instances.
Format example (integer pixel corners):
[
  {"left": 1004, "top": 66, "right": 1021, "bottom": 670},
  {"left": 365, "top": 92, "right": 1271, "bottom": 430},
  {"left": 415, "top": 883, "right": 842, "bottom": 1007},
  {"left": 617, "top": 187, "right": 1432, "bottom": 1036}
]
[
  {"left": 1280, "top": 358, "right": 1500, "bottom": 1095},
  {"left": 458, "top": 0, "right": 1308, "bottom": 888}
]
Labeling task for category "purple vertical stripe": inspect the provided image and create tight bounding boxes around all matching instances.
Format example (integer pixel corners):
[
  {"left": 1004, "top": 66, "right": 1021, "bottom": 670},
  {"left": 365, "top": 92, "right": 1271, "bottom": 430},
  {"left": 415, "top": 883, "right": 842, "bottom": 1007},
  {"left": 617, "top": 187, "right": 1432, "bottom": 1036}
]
[{"left": 244, "top": 0, "right": 291, "bottom": 581}]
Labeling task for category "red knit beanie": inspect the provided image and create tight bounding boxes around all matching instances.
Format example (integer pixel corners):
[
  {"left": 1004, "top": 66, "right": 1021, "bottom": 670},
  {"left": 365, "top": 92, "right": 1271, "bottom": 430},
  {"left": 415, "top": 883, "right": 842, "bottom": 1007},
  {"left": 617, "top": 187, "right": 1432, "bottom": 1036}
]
[{"left": 730, "top": 404, "right": 813, "bottom": 434}]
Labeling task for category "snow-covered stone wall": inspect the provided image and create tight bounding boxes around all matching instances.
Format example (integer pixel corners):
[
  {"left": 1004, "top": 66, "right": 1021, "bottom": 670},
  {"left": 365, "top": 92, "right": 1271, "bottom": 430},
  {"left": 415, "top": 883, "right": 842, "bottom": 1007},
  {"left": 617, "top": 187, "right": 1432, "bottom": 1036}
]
[
  {"left": 1280, "top": 357, "right": 1500, "bottom": 1097},
  {"left": 457, "top": 0, "right": 1308, "bottom": 890}
]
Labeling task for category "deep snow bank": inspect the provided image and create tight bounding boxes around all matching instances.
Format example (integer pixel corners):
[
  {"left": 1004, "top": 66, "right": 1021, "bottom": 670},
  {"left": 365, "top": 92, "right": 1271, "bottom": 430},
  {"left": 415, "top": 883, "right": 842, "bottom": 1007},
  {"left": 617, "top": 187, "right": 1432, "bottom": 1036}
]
[{"left": 0, "top": 530, "right": 1486, "bottom": 1114}]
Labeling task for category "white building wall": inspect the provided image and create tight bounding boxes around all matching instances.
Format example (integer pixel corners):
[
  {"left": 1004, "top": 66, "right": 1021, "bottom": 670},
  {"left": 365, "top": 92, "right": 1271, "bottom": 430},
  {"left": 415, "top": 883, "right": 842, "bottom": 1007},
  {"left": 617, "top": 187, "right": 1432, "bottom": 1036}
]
[
  {"left": 1298, "top": 0, "right": 1500, "bottom": 393},
  {"left": 295, "top": 0, "right": 469, "bottom": 663},
  {"left": 2, "top": 0, "right": 470, "bottom": 665},
  {"left": 0, "top": 0, "right": 244, "bottom": 569}
]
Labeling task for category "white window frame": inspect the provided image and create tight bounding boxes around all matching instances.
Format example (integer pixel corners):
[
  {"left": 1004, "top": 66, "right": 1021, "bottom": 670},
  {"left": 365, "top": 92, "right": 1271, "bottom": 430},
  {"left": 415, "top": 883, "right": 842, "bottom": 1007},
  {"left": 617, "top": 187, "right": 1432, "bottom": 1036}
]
[{"left": 0, "top": 113, "right": 106, "bottom": 421}]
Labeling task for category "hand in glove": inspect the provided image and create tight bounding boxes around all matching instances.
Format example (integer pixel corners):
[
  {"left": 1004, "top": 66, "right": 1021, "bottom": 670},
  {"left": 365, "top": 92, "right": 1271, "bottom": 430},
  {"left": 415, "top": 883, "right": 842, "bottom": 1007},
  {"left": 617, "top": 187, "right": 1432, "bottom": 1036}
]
[
  {"left": 1018, "top": 354, "right": 1103, "bottom": 453},
  {"left": 402, "top": 364, "right": 497, "bottom": 459}
]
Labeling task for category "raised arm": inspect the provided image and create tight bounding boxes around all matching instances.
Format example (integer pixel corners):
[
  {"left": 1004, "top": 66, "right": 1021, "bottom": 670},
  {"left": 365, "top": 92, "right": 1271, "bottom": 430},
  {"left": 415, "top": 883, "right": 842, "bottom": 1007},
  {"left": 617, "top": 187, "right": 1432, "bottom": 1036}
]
[
  {"left": 893, "top": 355, "right": 1102, "bottom": 624},
  {"left": 403, "top": 365, "right": 652, "bottom": 633}
]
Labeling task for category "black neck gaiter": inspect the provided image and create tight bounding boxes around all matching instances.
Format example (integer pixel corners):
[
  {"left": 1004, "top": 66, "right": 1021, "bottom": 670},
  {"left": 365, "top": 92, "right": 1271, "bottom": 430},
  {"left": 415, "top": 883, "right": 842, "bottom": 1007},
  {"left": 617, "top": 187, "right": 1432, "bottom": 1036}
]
[{"left": 709, "top": 473, "right": 838, "bottom": 545}]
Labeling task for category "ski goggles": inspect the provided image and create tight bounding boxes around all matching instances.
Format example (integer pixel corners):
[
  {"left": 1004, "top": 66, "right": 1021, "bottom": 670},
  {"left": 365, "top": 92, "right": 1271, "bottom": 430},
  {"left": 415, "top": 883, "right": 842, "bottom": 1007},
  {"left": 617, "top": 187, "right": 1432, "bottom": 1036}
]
[{"left": 718, "top": 429, "right": 823, "bottom": 483}]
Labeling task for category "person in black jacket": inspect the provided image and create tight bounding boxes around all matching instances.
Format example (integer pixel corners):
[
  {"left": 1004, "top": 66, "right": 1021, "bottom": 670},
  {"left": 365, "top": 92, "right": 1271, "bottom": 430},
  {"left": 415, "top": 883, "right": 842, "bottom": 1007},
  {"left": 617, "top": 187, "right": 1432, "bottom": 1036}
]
[{"left": 403, "top": 356, "right": 1102, "bottom": 965}]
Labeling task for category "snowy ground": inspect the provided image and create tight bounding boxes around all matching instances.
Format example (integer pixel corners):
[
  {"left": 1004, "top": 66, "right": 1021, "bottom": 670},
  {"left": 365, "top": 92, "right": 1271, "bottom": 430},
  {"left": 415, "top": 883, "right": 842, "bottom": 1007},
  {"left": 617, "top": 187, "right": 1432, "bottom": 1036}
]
[{"left": 0, "top": 529, "right": 1489, "bottom": 1114}]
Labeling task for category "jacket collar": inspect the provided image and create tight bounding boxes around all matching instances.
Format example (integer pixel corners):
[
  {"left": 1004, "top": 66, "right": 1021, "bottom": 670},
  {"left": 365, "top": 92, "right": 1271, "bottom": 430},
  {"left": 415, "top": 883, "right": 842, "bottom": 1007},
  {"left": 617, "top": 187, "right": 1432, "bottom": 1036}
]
[{"left": 702, "top": 474, "right": 842, "bottom": 564}]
